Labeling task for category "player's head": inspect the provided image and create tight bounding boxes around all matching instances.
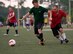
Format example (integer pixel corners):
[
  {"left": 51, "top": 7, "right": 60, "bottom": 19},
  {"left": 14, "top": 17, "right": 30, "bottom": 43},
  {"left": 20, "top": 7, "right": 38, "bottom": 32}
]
[
  {"left": 52, "top": 5, "right": 59, "bottom": 11},
  {"left": 9, "top": 7, "right": 13, "bottom": 12},
  {"left": 32, "top": 0, "right": 39, "bottom": 8}
]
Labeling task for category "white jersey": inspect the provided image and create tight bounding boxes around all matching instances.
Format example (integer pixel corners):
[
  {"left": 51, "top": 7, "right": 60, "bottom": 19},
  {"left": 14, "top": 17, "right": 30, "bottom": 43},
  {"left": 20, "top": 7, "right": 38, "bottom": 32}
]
[{"left": 25, "top": 18, "right": 30, "bottom": 24}]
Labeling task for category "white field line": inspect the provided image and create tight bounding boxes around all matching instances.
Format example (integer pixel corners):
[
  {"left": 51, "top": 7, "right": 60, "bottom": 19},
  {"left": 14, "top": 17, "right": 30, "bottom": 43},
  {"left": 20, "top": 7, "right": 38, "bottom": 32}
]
[{"left": 43, "top": 29, "right": 73, "bottom": 31}]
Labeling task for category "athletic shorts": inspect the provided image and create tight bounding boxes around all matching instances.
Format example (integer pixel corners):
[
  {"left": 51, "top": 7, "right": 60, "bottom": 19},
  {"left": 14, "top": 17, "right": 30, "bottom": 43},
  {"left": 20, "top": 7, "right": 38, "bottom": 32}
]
[
  {"left": 25, "top": 24, "right": 30, "bottom": 26},
  {"left": 7, "top": 22, "right": 17, "bottom": 27},
  {"left": 34, "top": 23, "right": 44, "bottom": 34},
  {"left": 51, "top": 23, "right": 62, "bottom": 36}
]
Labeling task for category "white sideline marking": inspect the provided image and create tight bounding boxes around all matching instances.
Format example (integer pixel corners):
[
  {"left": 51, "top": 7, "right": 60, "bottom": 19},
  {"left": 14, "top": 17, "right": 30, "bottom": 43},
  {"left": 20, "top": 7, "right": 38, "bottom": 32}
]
[{"left": 43, "top": 29, "right": 73, "bottom": 31}]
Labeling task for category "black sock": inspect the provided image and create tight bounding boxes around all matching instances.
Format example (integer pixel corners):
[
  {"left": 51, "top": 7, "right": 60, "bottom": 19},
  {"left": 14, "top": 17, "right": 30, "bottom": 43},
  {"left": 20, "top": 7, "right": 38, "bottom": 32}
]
[
  {"left": 37, "top": 33, "right": 43, "bottom": 41},
  {"left": 39, "top": 33, "right": 43, "bottom": 41},
  {"left": 15, "top": 30, "right": 18, "bottom": 34},
  {"left": 6, "top": 29, "right": 9, "bottom": 34}
]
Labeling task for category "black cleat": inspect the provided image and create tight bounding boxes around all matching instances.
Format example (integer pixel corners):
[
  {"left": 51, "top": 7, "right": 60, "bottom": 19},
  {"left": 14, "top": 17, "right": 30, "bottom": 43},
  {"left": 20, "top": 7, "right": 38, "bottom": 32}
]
[
  {"left": 39, "top": 39, "right": 44, "bottom": 46},
  {"left": 40, "top": 42, "right": 44, "bottom": 46},
  {"left": 65, "top": 39, "right": 69, "bottom": 43}
]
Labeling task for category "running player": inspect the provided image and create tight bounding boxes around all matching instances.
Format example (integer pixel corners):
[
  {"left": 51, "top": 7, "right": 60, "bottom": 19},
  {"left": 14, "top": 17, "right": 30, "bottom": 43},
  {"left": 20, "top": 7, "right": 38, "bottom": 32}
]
[
  {"left": 48, "top": 5, "right": 69, "bottom": 44},
  {"left": 21, "top": 0, "right": 48, "bottom": 45},
  {"left": 25, "top": 16, "right": 31, "bottom": 31}
]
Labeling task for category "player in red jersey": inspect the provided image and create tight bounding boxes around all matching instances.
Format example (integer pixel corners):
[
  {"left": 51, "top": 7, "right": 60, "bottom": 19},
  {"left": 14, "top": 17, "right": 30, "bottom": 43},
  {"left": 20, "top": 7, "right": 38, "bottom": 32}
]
[
  {"left": 4, "top": 7, "right": 19, "bottom": 36},
  {"left": 30, "top": 17, "right": 34, "bottom": 26},
  {"left": 48, "top": 5, "right": 69, "bottom": 44}
]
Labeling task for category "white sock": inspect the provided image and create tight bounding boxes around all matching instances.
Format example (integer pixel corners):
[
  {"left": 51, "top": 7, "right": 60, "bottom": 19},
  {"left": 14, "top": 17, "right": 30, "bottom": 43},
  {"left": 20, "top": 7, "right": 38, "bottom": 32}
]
[
  {"left": 59, "top": 36, "right": 63, "bottom": 41},
  {"left": 61, "top": 33, "right": 67, "bottom": 40}
]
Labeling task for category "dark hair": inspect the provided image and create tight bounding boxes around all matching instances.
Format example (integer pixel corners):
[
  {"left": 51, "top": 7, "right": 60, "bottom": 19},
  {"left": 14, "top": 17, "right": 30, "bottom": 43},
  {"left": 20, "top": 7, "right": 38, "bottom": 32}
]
[{"left": 32, "top": 0, "right": 38, "bottom": 4}]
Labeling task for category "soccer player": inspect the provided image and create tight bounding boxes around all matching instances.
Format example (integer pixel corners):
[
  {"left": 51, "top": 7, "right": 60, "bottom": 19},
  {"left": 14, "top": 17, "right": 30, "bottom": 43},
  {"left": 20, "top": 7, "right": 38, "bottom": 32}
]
[
  {"left": 25, "top": 16, "right": 31, "bottom": 31},
  {"left": 44, "top": 18, "right": 48, "bottom": 27},
  {"left": 21, "top": 0, "right": 48, "bottom": 45},
  {"left": 30, "top": 16, "right": 34, "bottom": 27},
  {"left": 4, "top": 7, "right": 19, "bottom": 36},
  {"left": 48, "top": 5, "right": 69, "bottom": 44}
]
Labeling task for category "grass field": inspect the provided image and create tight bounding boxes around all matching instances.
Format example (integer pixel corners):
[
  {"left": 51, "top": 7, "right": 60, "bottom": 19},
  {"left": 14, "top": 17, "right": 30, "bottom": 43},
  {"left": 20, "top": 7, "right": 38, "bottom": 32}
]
[{"left": 0, "top": 26, "right": 73, "bottom": 54}]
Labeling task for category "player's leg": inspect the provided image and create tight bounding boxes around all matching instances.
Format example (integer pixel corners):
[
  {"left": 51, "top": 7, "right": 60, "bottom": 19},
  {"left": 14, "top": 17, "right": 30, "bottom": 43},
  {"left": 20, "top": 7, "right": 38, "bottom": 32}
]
[
  {"left": 37, "top": 23, "right": 44, "bottom": 45},
  {"left": 13, "top": 22, "right": 19, "bottom": 36},
  {"left": 4, "top": 22, "right": 11, "bottom": 36},
  {"left": 4, "top": 26, "right": 10, "bottom": 35},
  {"left": 51, "top": 28, "right": 64, "bottom": 44},
  {"left": 26, "top": 24, "right": 30, "bottom": 31},
  {"left": 59, "top": 28, "right": 69, "bottom": 43},
  {"left": 30, "top": 21, "right": 33, "bottom": 29},
  {"left": 34, "top": 24, "right": 44, "bottom": 45},
  {"left": 57, "top": 23, "right": 69, "bottom": 43},
  {"left": 34, "top": 26, "right": 39, "bottom": 39},
  {"left": 38, "top": 29, "right": 44, "bottom": 45},
  {"left": 25, "top": 23, "right": 29, "bottom": 31}
]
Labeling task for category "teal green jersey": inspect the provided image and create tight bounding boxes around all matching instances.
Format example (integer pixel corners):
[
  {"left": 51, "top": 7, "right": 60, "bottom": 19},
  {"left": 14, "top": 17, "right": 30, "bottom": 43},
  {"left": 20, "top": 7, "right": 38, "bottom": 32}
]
[{"left": 29, "top": 6, "right": 48, "bottom": 24}]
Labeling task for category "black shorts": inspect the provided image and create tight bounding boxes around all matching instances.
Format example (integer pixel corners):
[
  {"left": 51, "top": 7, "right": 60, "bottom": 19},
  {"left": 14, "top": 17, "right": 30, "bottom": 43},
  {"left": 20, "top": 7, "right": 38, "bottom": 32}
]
[
  {"left": 34, "top": 23, "right": 44, "bottom": 34},
  {"left": 31, "top": 22, "right": 33, "bottom": 26},
  {"left": 7, "top": 22, "right": 17, "bottom": 27},
  {"left": 51, "top": 23, "right": 62, "bottom": 36}
]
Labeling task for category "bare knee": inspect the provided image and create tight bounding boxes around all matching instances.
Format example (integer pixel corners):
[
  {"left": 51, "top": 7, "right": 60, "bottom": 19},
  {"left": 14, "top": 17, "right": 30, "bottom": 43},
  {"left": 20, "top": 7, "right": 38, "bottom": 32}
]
[
  {"left": 7, "top": 26, "right": 10, "bottom": 29},
  {"left": 38, "top": 29, "right": 42, "bottom": 34},
  {"left": 59, "top": 28, "right": 64, "bottom": 34}
]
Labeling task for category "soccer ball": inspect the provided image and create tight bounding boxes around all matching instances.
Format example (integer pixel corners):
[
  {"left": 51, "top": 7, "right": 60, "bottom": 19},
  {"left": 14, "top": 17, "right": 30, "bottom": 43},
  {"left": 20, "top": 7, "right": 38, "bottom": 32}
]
[{"left": 8, "top": 39, "right": 16, "bottom": 46}]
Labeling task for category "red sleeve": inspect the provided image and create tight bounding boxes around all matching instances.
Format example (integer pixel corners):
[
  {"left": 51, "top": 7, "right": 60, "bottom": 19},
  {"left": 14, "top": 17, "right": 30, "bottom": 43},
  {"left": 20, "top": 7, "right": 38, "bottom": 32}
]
[
  {"left": 61, "top": 10, "right": 67, "bottom": 17},
  {"left": 48, "top": 12, "right": 50, "bottom": 18}
]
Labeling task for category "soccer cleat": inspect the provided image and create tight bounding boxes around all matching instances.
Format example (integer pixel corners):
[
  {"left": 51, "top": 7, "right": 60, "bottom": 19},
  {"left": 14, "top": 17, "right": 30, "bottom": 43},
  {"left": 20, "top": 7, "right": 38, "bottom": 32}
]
[
  {"left": 4, "top": 34, "right": 8, "bottom": 36},
  {"left": 39, "top": 41, "right": 44, "bottom": 46},
  {"left": 39, "top": 40, "right": 44, "bottom": 46},
  {"left": 14, "top": 34, "right": 19, "bottom": 36},
  {"left": 40, "top": 42, "right": 44, "bottom": 46},
  {"left": 65, "top": 39, "right": 69, "bottom": 43}
]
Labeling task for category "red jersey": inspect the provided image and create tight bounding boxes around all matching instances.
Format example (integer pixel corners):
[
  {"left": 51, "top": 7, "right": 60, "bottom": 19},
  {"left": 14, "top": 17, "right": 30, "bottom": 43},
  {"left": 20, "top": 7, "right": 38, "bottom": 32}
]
[
  {"left": 8, "top": 10, "right": 17, "bottom": 23},
  {"left": 48, "top": 10, "right": 67, "bottom": 28},
  {"left": 30, "top": 18, "right": 33, "bottom": 23}
]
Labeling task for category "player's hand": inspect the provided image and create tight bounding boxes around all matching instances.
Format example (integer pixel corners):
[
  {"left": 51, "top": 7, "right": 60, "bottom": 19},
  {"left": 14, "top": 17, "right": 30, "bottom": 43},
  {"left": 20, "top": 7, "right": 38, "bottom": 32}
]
[
  {"left": 6, "top": 20, "right": 8, "bottom": 24},
  {"left": 7, "top": 17, "right": 11, "bottom": 20},
  {"left": 22, "top": 16, "right": 26, "bottom": 19},
  {"left": 49, "top": 18, "right": 52, "bottom": 21}
]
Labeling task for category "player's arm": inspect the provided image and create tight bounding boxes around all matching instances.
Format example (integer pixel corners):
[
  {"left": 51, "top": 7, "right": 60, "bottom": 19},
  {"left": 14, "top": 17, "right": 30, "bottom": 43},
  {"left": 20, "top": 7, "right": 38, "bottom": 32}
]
[
  {"left": 6, "top": 18, "right": 8, "bottom": 24},
  {"left": 48, "top": 11, "right": 52, "bottom": 20},
  {"left": 62, "top": 10, "right": 71, "bottom": 25},
  {"left": 8, "top": 12, "right": 15, "bottom": 20},
  {"left": 6, "top": 15, "right": 10, "bottom": 24},
  {"left": 48, "top": 10, "right": 52, "bottom": 25},
  {"left": 43, "top": 7, "right": 48, "bottom": 12},
  {"left": 21, "top": 12, "right": 30, "bottom": 20},
  {"left": 20, "top": 8, "right": 33, "bottom": 21}
]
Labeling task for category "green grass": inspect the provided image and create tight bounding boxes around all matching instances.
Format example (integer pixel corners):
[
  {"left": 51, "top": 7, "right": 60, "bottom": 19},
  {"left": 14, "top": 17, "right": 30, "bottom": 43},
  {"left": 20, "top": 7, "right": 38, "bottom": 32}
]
[{"left": 0, "top": 26, "right": 73, "bottom": 54}]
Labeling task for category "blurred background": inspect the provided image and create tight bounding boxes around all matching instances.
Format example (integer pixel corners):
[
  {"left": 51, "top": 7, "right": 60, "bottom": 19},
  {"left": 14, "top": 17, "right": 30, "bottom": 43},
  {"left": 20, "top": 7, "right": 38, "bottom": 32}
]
[{"left": 0, "top": 0, "right": 73, "bottom": 26}]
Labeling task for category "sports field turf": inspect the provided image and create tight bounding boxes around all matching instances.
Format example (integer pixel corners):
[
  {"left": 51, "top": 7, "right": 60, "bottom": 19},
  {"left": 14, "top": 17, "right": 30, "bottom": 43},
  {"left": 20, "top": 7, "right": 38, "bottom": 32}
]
[{"left": 0, "top": 26, "right": 73, "bottom": 54}]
